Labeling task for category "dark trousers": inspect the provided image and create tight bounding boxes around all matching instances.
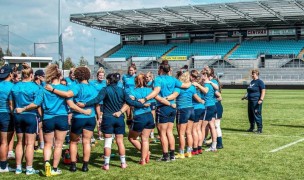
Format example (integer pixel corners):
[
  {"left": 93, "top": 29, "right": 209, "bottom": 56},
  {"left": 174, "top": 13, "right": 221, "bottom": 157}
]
[{"left": 248, "top": 101, "right": 263, "bottom": 130}]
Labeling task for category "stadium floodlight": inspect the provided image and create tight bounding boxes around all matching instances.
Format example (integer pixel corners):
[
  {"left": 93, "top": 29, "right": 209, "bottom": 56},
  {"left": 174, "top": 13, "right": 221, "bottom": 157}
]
[
  {"left": 257, "top": 1, "right": 290, "bottom": 25},
  {"left": 224, "top": 4, "right": 258, "bottom": 24},
  {"left": 190, "top": 5, "right": 228, "bottom": 26},
  {"left": 293, "top": 0, "right": 304, "bottom": 11},
  {"left": 106, "top": 12, "right": 148, "bottom": 28},
  {"left": 132, "top": 10, "right": 173, "bottom": 26},
  {"left": 161, "top": 7, "right": 199, "bottom": 25}
]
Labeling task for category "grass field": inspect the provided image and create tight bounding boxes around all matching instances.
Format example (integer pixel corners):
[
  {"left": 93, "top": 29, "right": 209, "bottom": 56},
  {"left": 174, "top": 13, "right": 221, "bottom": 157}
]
[{"left": 2, "top": 89, "right": 304, "bottom": 179}]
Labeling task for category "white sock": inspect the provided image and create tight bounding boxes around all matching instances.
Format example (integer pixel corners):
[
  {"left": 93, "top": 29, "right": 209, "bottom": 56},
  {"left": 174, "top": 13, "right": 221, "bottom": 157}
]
[
  {"left": 104, "top": 156, "right": 110, "bottom": 165},
  {"left": 215, "top": 121, "right": 222, "bottom": 137},
  {"left": 120, "top": 155, "right": 126, "bottom": 164},
  {"left": 186, "top": 146, "right": 192, "bottom": 153},
  {"left": 212, "top": 142, "right": 217, "bottom": 149}
]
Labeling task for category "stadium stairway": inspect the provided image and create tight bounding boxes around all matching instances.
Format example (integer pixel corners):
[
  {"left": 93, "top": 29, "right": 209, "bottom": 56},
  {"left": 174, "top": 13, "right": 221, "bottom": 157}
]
[
  {"left": 224, "top": 44, "right": 240, "bottom": 60},
  {"left": 297, "top": 48, "right": 304, "bottom": 59},
  {"left": 161, "top": 46, "right": 178, "bottom": 59}
]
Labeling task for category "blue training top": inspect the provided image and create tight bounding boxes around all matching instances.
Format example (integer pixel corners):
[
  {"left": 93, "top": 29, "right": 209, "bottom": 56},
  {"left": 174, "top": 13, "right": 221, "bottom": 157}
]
[
  {"left": 11, "top": 81, "right": 40, "bottom": 115},
  {"left": 34, "top": 84, "right": 69, "bottom": 119},
  {"left": 89, "top": 80, "right": 107, "bottom": 104},
  {"left": 85, "top": 84, "right": 145, "bottom": 117},
  {"left": 247, "top": 79, "right": 265, "bottom": 101},
  {"left": 174, "top": 85, "right": 197, "bottom": 109},
  {"left": 122, "top": 74, "right": 135, "bottom": 94},
  {"left": 204, "top": 83, "right": 216, "bottom": 107},
  {"left": 193, "top": 87, "right": 205, "bottom": 110},
  {"left": 65, "top": 77, "right": 78, "bottom": 89},
  {"left": 211, "top": 79, "right": 220, "bottom": 102},
  {"left": 71, "top": 83, "right": 98, "bottom": 118},
  {"left": 146, "top": 80, "right": 156, "bottom": 103},
  {"left": 129, "top": 87, "right": 153, "bottom": 116},
  {"left": 154, "top": 75, "right": 182, "bottom": 106},
  {"left": 0, "top": 80, "right": 14, "bottom": 113}
]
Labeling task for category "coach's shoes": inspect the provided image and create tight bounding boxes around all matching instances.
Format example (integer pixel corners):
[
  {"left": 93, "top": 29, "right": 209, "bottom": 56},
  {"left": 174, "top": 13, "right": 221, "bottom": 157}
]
[
  {"left": 69, "top": 162, "right": 77, "bottom": 172},
  {"left": 246, "top": 128, "right": 254, "bottom": 132},
  {"left": 255, "top": 129, "right": 262, "bottom": 134},
  {"left": 102, "top": 164, "right": 109, "bottom": 171}
]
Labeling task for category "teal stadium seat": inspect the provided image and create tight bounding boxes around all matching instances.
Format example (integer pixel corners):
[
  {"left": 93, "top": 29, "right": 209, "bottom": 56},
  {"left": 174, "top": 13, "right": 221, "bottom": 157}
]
[{"left": 230, "top": 40, "right": 304, "bottom": 59}]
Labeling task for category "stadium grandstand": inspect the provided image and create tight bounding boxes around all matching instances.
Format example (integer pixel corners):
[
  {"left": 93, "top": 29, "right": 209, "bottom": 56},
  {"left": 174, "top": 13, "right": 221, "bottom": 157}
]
[{"left": 70, "top": 0, "right": 304, "bottom": 86}]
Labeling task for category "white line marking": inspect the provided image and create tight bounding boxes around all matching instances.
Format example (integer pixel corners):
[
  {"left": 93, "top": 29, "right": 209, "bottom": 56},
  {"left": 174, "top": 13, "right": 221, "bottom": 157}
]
[
  {"left": 270, "top": 138, "right": 304, "bottom": 153},
  {"left": 224, "top": 132, "right": 303, "bottom": 138}
]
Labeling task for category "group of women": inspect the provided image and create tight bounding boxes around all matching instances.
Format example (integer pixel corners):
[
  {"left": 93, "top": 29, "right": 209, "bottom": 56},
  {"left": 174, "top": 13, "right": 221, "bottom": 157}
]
[{"left": 0, "top": 60, "right": 224, "bottom": 176}]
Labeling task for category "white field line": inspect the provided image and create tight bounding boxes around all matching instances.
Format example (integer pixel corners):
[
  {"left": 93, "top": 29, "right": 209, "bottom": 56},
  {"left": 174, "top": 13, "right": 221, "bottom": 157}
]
[
  {"left": 224, "top": 132, "right": 303, "bottom": 138},
  {"left": 269, "top": 138, "right": 304, "bottom": 153}
]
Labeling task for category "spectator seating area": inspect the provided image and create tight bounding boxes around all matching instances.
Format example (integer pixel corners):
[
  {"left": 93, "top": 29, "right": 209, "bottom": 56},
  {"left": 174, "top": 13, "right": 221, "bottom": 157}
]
[
  {"left": 108, "top": 40, "right": 304, "bottom": 60},
  {"left": 230, "top": 40, "right": 304, "bottom": 59}
]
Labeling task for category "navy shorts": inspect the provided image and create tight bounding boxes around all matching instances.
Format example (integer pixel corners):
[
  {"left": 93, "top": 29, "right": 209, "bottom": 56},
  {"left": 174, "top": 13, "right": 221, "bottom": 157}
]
[
  {"left": 194, "top": 109, "right": 205, "bottom": 123},
  {"left": 43, "top": 115, "right": 69, "bottom": 133},
  {"left": 14, "top": 114, "right": 38, "bottom": 134},
  {"left": 156, "top": 106, "right": 176, "bottom": 124},
  {"left": 71, "top": 117, "right": 96, "bottom": 135},
  {"left": 150, "top": 102, "right": 157, "bottom": 111},
  {"left": 176, "top": 107, "right": 195, "bottom": 124},
  {"left": 0, "top": 113, "right": 14, "bottom": 132},
  {"left": 131, "top": 112, "right": 155, "bottom": 132},
  {"left": 216, "top": 101, "right": 223, "bottom": 119},
  {"left": 101, "top": 115, "right": 125, "bottom": 135},
  {"left": 203, "top": 105, "right": 217, "bottom": 121}
]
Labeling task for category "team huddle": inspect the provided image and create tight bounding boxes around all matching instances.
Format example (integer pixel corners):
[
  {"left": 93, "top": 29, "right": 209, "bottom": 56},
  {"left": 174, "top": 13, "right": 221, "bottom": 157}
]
[{"left": 0, "top": 60, "right": 223, "bottom": 176}]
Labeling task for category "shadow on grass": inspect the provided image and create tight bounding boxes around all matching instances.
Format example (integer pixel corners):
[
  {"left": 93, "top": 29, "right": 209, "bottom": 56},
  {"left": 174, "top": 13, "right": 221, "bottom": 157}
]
[
  {"left": 222, "top": 127, "right": 248, "bottom": 132},
  {"left": 271, "top": 124, "right": 304, "bottom": 128}
]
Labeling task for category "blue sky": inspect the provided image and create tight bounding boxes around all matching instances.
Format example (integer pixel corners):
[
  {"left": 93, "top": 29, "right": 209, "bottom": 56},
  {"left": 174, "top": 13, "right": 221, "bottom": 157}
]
[{"left": 0, "top": 0, "right": 252, "bottom": 64}]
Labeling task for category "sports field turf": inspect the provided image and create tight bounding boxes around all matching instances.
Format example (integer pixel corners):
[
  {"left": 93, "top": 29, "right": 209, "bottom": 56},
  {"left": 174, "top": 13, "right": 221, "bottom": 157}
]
[{"left": 2, "top": 89, "right": 304, "bottom": 179}]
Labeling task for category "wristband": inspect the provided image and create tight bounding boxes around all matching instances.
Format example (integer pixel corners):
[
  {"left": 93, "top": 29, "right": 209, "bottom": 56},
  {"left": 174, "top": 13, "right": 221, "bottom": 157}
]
[
  {"left": 259, "top": 99, "right": 263, "bottom": 101},
  {"left": 52, "top": 88, "right": 55, "bottom": 92},
  {"left": 144, "top": 97, "right": 148, "bottom": 102},
  {"left": 119, "top": 110, "right": 123, "bottom": 114}
]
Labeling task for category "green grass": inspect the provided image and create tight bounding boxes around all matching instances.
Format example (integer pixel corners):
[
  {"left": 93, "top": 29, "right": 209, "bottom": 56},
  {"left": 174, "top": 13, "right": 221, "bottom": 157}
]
[{"left": 2, "top": 89, "right": 304, "bottom": 179}]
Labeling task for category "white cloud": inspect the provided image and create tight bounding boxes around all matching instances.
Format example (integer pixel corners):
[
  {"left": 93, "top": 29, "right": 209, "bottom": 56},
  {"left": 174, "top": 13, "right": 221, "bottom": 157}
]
[
  {"left": 63, "top": 26, "right": 74, "bottom": 41},
  {"left": 82, "top": 29, "right": 92, "bottom": 37}
]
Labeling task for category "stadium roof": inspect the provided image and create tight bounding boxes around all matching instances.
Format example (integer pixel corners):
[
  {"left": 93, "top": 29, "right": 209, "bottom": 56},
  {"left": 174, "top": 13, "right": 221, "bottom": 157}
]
[{"left": 70, "top": 0, "right": 304, "bottom": 35}]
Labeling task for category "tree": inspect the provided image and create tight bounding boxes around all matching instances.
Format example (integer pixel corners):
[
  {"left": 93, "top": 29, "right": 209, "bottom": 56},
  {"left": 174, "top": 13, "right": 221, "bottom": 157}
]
[
  {"left": 63, "top": 57, "right": 75, "bottom": 70},
  {"left": 20, "top": 52, "right": 27, "bottom": 57},
  {"left": 78, "top": 56, "right": 88, "bottom": 67},
  {"left": 0, "top": 48, "right": 4, "bottom": 66}
]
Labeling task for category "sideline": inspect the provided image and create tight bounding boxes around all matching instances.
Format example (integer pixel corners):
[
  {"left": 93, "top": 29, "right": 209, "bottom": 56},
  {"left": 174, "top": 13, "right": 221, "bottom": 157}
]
[
  {"left": 269, "top": 138, "right": 304, "bottom": 153},
  {"left": 224, "top": 132, "right": 303, "bottom": 138}
]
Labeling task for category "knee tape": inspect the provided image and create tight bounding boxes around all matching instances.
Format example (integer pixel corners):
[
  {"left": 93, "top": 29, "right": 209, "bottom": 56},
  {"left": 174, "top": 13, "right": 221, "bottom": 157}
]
[
  {"left": 104, "top": 138, "right": 113, "bottom": 149},
  {"left": 215, "top": 121, "right": 222, "bottom": 137}
]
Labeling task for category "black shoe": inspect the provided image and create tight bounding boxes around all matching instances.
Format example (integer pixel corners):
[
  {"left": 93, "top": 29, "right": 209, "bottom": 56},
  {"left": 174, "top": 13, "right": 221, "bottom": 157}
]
[
  {"left": 82, "top": 164, "right": 89, "bottom": 172},
  {"left": 216, "top": 145, "right": 224, "bottom": 149},
  {"left": 255, "top": 130, "right": 262, "bottom": 134},
  {"left": 246, "top": 128, "right": 254, "bottom": 132},
  {"left": 69, "top": 163, "right": 77, "bottom": 172},
  {"left": 156, "top": 156, "right": 170, "bottom": 162}
]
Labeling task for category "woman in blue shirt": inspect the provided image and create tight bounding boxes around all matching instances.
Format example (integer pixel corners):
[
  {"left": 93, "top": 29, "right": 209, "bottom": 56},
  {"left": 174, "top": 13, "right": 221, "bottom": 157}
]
[
  {"left": 89, "top": 67, "right": 107, "bottom": 140},
  {"left": 122, "top": 64, "right": 137, "bottom": 127},
  {"left": 139, "top": 60, "right": 191, "bottom": 161},
  {"left": 16, "top": 64, "right": 91, "bottom": 176},
  {"left": 242, "top": 69, "right": 265, "bottom": 134},
  {"left": 11, "top": 64, "right": 40, "bottom": 175},
  {"left": 145, "top": 72, "right": 157, "bottom": 140},
  {"left": 128, "top": 73, "right": 171, "bottom": 165},
  {"left": 192, "top": 70, "right": 218, "bottom": 152},
  {"left": 79, "top": 73, "right": 148, "bottom": 170},
  {"left": 165, "top": 71, "right": 204, "bottom": 159},
  {"left": 0, "top": 65, "right": 15, "bottom": 173},
  {"left": 45, "top": 67, "right": 98, "bottom": 172}
]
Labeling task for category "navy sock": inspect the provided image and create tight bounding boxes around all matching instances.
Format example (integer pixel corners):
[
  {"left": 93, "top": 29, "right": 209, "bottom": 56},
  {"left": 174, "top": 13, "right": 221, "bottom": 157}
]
[
  {"left": 169, "top": 150, "right": 175, "bottom": 157},
  {"left": 163, "top": 153, "right": 169, "bottom": 158},
  {"left": 0, "top": 161, "right": 7, "bottom": 169},
  {"left": 193, "top": 148, "right": 198, "bottom": 152},
  {"left": 198, "top": 146, "right": 202, "bottom": 150},
  {"left": 53, "top": 167, "right": 58, "bottom": 172}
]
